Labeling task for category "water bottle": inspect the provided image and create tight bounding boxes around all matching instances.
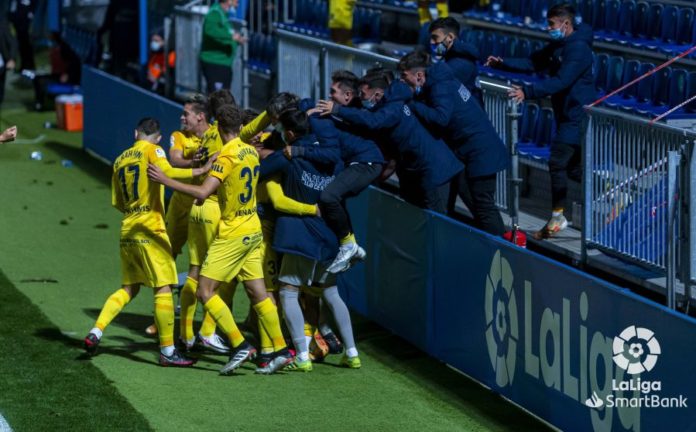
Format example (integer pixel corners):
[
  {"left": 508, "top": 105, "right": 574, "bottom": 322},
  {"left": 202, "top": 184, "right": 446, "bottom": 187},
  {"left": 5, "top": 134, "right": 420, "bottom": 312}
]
[
  {"left": 30, "top": 151, "right": 43, "bottom": 161},
  {"left": 61, "top": 159, "right": 73, "bottom": 168}
]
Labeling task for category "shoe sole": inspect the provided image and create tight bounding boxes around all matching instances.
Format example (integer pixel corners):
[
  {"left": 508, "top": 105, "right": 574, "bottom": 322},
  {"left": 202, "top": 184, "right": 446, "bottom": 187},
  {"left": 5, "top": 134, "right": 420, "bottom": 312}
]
[
  {"left": 255, "top": 356, "right": 294, "bottom": 374},
  {"left": 196, "top": 341, "right": 230, "bottom": 355},
  {"left": 220, "top": 349, "right": 257, "bottom": 375}
]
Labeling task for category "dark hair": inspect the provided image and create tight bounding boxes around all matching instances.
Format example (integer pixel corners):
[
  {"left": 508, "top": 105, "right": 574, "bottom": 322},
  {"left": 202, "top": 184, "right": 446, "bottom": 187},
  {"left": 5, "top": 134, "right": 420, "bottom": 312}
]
[
  {"left": 365, "top": 66, "right": 394, "bottom": 84},
  {"left": 331, "top": 70, "right": 359, "bottom": 93},
  {"left": 185, "top": 93, "right": 208, "bottom": 116},
  {"left": 278, "top": 109, "right": 309, "bottom": 137},
  {"left": 429, "top": 17, "right": 460, "bottom": 36},
  {"left": 216, "top": 104, "right": 243, "bottom": 136},
  {"left": 242, "top": 109, "right": 260, "bottom": 126},
  {"left": 267, "top": 92, "right": 300, "bottom": 119},
  {"left": 208, "top": 89, "right": 236, "bottom": 119},
  {"left": 359, "top": 69, "right": 391, "bottom": 90},
  {"left": 136, "top": 117, "right": 160, "bottom": 136},
  {"left": 397, "top": 50, "right": 430, "bottom": 72},
  {"left": 547, "top": 3, "right": 576, "bottom": 22}
]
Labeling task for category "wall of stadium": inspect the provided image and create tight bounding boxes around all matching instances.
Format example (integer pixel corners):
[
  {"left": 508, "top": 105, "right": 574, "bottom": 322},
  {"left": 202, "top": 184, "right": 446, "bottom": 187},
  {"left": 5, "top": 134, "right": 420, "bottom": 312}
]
[{"left": 340, "top": 187, "right": 696, "bottom": 432}]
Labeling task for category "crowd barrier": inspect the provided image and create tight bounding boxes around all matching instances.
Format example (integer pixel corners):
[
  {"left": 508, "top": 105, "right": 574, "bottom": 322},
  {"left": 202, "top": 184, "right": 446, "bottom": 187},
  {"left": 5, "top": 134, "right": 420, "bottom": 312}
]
[
  {"left": 82, "top": 66, "right": 183, "bottom": 164},
  {"left": 339, "top": 185, "right": 696, "bottom": 432},
  {"left": 173, "top": 2, "right": 250, "bottom": 107}
]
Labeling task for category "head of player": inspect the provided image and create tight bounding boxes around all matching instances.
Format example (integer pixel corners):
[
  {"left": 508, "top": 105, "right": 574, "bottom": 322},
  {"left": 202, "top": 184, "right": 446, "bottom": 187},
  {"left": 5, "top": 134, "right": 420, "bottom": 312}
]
[
  {"left": 398, "top": 50, "right": 430, "bottom": 95},
  {"left": 277, "top": 109, "right": 310, "bottom": 145},
  {"left": 181, "top": 94, "right": 209, "bottom": 137},
  {"left": 216, "top": 104, "right": 243, "bottom": 144},
  {"left": 208, "top": 89, "right": 237, "bottom": 122},
  {"left": 267, "top": 92, "right": 300, "bottom": 125},
  {"left": 329, "top": 70, "right": 360, "bottom": 107},
  {"left": 134, "top": 117, "right": 162, "bottom": 144},
  {"left": 357, "top": 70, "right": 389, "bottom": 110}
]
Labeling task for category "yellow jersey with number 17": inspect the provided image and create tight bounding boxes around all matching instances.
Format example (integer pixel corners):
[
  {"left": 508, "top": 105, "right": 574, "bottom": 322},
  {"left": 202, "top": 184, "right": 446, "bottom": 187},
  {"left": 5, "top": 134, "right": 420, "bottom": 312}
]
[
  {"left": 112, "top": 140, "right": 193, "bottom": 235},
  {"left": 209, "top": 137, "right": 262, "bottom": 239}
]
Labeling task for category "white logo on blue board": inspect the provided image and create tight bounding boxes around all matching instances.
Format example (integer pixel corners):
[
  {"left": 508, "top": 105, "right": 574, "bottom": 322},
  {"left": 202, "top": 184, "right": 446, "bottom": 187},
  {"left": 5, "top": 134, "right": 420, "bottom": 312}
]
[
  {"left": 612, "top": 326, "right": 661, "bottom": 375},
  {"left": 484, "top": 250, "right": 519, "bottom": 387}
]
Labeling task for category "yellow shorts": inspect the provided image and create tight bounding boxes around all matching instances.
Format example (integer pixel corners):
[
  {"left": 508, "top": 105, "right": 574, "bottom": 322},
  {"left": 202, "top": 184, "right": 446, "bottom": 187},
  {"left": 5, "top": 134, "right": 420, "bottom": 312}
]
[
  {"left": 188, "top": 198, "right": 221, "bottom": 266},
  {"left": 200, "top": 232, "right": 265, "bottom": 283},
  {"left": 165, "top": 191, "right": 195, "bottom": 255},
  {"left": 120, "top": 232, "right": 178, "bottom": 288},
  {"left": 260, "top": 219, "right": 280, "bottom": 292},
  {"left": 329, "top": 0, "right": 356, "bottom": 30}
]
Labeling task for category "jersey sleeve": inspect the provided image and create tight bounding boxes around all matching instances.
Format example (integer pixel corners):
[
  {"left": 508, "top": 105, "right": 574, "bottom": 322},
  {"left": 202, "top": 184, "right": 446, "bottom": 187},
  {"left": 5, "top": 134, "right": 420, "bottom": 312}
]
[
  {"left": 111, "top": 170, "right": 125, "bottom": 212},
  {"left": 169, "top": 131, "right": 185, "bottom": 152},
  {"left": 150, "top": 145, "right": 194, "bottom": 180},
  {"left": 209, "top": 154, "right": 232, "bottom": 183},
  {"left": 264, "top": 177, "right": 318, "bottom": 216},
  {"left": 240, "top": 111, "right": 271, "bottom": 143}
]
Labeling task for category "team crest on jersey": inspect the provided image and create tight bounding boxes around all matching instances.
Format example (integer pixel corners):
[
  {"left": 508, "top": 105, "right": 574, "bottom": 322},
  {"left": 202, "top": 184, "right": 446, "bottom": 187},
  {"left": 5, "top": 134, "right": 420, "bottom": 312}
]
[
  {"left": 458, "top": 85, "right": 471, "bottom": 102},
  {"left": 403, "top": 105, "right": 411, "bottom": 116},
  {"left": 155, "top": 148, "right": 166, "bottom": 158},
  {"left": 169, "top": 135, "right": 176, "bottom": 148}
]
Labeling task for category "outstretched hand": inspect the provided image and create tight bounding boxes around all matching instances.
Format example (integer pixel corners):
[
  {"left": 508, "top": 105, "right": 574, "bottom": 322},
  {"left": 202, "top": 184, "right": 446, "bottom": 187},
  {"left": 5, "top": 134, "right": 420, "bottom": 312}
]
[
  {"left": 147, "top": 164, "right": 168, "bottom": 185},
  {"left": 315, "top": 100, "right": 335, "bottom": 116}
]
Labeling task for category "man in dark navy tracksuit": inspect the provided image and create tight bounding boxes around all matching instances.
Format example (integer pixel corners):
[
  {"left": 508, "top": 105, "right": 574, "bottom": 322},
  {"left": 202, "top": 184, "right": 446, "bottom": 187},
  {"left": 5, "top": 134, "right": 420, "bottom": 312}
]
[
  {"left": 317, "top": 70, "right": 463, "bottom": 214},
  {"left": 486, "top": 3, "right": 596, "bottom": 238},
  {"left": 272, "top": 109, "right": 362, "bottom": 370},
  {"left": 399, "top": 50, "right": 508, "bottom": 236},
  {"left": 304, "top": 70, "right": 386, "bottom": 273},
  {"left": 428, "top": 17, "right": 483, "bottom": 107}
]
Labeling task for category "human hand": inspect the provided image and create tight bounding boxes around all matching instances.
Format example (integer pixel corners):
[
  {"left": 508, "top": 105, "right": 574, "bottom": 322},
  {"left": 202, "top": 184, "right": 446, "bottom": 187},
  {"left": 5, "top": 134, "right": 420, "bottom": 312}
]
[
  {"left": 315, "top": 100, "right": 335, "bottom": 116},
  {"left": 233, "top": 33, "right": 248, "bottom": 44},
  {"left": 508, "top": 86, "right": 525, "bottom": 103},
  {"left": 485, "top": 56, "right": 503, "bottom": 67},
  {"left": 147, "top": 164, "right": 168, "bottom": 184},
  {"left": 6, "top": 59, "right": 15, "bottom": 71},
  {"left": 283, "top": 145, "right": 293, "bottom": 160},
  {"left": 0, "top": 126, "right": 18, "bottom": 143}
]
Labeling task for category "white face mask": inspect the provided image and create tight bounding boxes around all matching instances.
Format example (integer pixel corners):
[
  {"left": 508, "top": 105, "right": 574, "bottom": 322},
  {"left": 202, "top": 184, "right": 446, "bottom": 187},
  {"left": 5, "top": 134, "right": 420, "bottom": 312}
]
[{"left": 150, "top": 41, "right": 163, "bottom": 52}]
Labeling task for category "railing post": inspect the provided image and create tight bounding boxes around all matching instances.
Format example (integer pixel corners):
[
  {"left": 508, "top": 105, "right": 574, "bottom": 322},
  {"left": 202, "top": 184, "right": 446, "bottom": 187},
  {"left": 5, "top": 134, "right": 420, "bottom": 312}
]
[
  {"left": 667, "top": 150, "right": 681, "bottom": 310},
  {"left": 241, "top": 21, "right": 250, "bottom": 108},
  {"left": 581, "top": 113, "right": 594, "bottom": 266},
  {"left": 319, "top": 46, "right": 329, "bottom": 101},
  {"left": 506, "top": 98, "right": 521, "bottom": 224},
  {"left": 685, "top": 139, "right": 696, "bottom": 308}
]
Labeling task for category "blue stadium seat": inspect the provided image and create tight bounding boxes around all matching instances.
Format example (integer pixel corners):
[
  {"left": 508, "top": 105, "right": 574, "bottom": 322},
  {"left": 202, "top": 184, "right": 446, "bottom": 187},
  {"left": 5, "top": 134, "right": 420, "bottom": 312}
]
[
  {"left": 576, "top": 0, "right": 593, "bottom": 25},
  {"left": 480, "top": 32, "right": 496, "bottom": 60},
  {"left": 618, "top": 0, "right": 635, "bottom": 36},
  {"left": 635, "top": 63, "right": 655, "bottom": 104},
  {"left": 633, "top": 1, "right": 649, "bottom": 38},
  {"left": 492, "top": 34, "right": 508, "bottom": 57},
  {"left": 504, "top": 35, "right": 518, "bottom": 57},
  {"left": 604, "top": 0, "right": 621, "bottom": 33},
  {"left": 647, "top": 3, "right": 663, "bottom": 40},
  {"left": 685, "top": 72, "right": 696, "bottom": 113},
  {"left": 660, "top": 5, "right": 678, "bottom": 43},
  {"left": 620, "top": 59, "right": 640, "bottom": 99},
  {"left": 651, "top": 67, "right": 672, "bottom": 106},
  {"left": 535, "top": 107, "right": 555, "bottom": 147},
  {"left": 676, "top": 7, "right": 694, "bottom": 45},
  {"left": 592, "top": 0, "right": 606, "bottom": 30},
  {"left": 606, "top": 56, "right": 624, "bottom": 91},
  {"left": 516, "top": 38, "right": 531, "bottom": 59},
  {"left": 519, "top": 103, "right": 540, "bottom": 143},
  {"left": 594, "top": 53, "right": 610, "bottom": 92},
  {"left": 668, "top": 68, "right": 688, "bottom": 108}
]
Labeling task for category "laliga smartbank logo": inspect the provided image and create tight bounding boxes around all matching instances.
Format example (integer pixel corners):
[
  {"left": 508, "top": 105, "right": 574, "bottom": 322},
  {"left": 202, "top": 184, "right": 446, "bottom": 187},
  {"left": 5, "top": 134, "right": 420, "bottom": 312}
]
[
  {"left": 483, "top": 250, "right": 688, "bottom": 432},
  {"left": 582, "top": 325, "right": 687, "bottom": 411}
]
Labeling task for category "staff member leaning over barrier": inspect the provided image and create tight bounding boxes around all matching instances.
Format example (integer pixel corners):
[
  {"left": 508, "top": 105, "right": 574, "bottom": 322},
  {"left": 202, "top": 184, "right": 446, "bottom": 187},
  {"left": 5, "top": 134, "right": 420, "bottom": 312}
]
[
  {"left": 428, "top": 17, "right": 483, "bottom": 108},
  {"left": 200, "top": 0, "right": 246, "bottom": 94},
  {"left": 318, "top": 69, "right": 463, "bottom": 213},
  {"left": 399, "top": 51, "right": 508, "bottom": 236},
  {"left": 311, "top": 70, "right": 385, "bottom": 273},
  {"left": 486, "top": 3, "right": 595, "bottom": 239}
]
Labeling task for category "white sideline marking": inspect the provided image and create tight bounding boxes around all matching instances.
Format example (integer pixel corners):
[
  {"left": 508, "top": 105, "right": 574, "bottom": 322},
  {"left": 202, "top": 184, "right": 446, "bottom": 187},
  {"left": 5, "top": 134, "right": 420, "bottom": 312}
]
[
  {"left": 0, "top": 412, "right": 13, "bottom": 432},
  {"left": 12, "top": 134, "right": 46, "bottom": 145}
]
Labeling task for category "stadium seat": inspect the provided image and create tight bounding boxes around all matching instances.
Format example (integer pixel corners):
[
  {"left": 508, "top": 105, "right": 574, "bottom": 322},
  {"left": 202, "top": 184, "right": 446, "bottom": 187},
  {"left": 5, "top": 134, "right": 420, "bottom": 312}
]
[
  {"left": 651, "top": 66, "right": 672, "bottom": 106},
  {"left": 603, "top": 0, "right": 621, "bottom": 34},
  {"left": 519, "top": 103, "right": 540, "bottom": 143},
  {"left": 618, "top": 0, "right": 635, "bottom": 36},
  {"left": 685, "top": 72, "right": 696, "bottom": 113},
  {"left": 504, "top": 35, "right": 518, "bottom": 58},
  {"left": 633, "top": 1, "right": 649, "bottom": 38},
  {"left": 606, "top": 56, "right": 624, "bottom": 91},
  {"left": 592, "top": 0, "right": 606, "bottom": 30},
  {"left": 492, "top": 34, "right": 508, "bottom": 57},
  {"left": 535, "top": 107, "right": 554, "bottom": 147},
  {"left": 676, "top": 7, "right": 694, "bottom": 45},
  {"left": 660, "top": 5, "right": 678, "bottom": 43},
  {"left": 668, "top": 68, "right": 688, "bottom": 108},
  {"left": 647, "top": 3, "right": 663, "bottom": 40},
  {"left": 516, "top": 38, "right": 531, "bottom": 59},
  {"left": 635, "top": 62, "right": 655, "bottom": 104},
  {"left": 620, "top": 59, "right": 640, "bottom": 99},
  {"left": 594, "top": 53, "right": 610, "bottom": 92}
]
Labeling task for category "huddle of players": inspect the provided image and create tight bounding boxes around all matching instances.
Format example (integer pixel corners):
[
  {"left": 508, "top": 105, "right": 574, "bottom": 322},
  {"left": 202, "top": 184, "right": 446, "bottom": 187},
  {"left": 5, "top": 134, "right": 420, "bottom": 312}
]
[{"left": 82, "top": 38, "right": 509, "bottom": 374}]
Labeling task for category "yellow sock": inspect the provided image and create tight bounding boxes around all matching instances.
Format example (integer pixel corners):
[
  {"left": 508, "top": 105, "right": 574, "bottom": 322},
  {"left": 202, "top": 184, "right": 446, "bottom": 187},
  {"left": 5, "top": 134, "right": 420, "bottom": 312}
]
[
  {"left": 179, "top": 277, "right": 198, "bottom": 342},
  {"left": 154, "top": 293, "right": 175, "bottom": 348},
  {"left": 254, "top": 298, "right": 287, "bottom": 351},
  {"left": 95, "top": 288, "right": 131, "bottom": 331},
  {"left": 436, "top": 1, "right": 449, "bottom": 18},
  {"left": 259, "top": 323, "right": 274, "bottom": 354},
  {"left": 204, "top": 295, "right": 244, "bottom": 347},
  {"left": 340, "top": 233, "right": 356, "bottom": 246},
  {"left": 304, "top": 323, "right": 315, "bottom": 338},
  {"left": 418, "top": 1, "right": 432, "bottom": 25},
  {"left": 200, "top": 282, "right": 236, "bottom": 337}
]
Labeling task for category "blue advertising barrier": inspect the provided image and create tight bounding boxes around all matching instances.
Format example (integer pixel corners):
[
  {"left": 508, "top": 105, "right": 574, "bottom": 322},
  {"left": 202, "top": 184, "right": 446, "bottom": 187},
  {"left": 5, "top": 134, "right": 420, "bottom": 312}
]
[
  {"left": 82, "top": 66, "right": 182, "bottom": 164},
  {"left": 340, "top": 187, "right": 696, "bottom": 432}
]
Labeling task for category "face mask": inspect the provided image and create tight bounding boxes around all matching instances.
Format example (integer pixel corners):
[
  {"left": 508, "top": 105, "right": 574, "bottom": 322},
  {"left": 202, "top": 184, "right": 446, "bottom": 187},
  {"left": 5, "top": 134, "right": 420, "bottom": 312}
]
[
  {"left": 362, "top": 98, "right": 376, "bottom": 109},
  {"left": 549, "top": 24, "right": 566, "bottom": 40},
  {"left": 150, "top": 41, "right": 163, "bottom": 52},
  {"left": 430, "top": 41, "right": 448, "bottom": 57}
]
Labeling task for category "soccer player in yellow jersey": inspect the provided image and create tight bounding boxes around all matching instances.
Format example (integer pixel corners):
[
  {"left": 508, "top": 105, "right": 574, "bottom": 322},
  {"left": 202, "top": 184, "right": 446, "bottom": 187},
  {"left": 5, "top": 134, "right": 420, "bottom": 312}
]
[
  {"left": 149, "top": 105, "right": 293, "bottom": 375},
  {"left": 83, "top": 118, "right": 213, "bottom": 366}
]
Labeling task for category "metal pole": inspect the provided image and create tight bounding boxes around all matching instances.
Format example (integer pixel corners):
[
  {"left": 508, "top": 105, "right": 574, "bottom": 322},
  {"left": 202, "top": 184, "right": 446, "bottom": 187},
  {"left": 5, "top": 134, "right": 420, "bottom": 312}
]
[
  {"left": 581, "top": 114, "right": 594, "bottom": 266},
  {"left": 506, "top": 98, "right": 521, "bottom": 226},
  {"left": 242, "top": 22, "right": 250, "bottom": 108},
  {"left": 139, "top": 0, "right": 148, "bottom": 67},
  {"left": 667, "top": 150, "right": 681, "bottom": 310},
  {"left": 319, "top": 46, "right": 329, "bottom": 101}
]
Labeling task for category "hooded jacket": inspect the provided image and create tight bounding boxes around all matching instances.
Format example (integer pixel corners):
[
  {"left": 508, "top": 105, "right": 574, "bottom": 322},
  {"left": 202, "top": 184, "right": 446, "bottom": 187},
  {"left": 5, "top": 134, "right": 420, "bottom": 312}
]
[
  {"left": 271, "top": 133, "right": 340, "bottom": 263},
  {"left": 410, "top": 62, "right": 508, "bottom": 178},
  {"left": 443, "top": 38, "right": 480, "bottom": 94},
  {"left": 497, "top": 23, "right": 596, "bottom": 146},
  {"left": 334, "top": 81, "right": 463, "bottom": 191}
]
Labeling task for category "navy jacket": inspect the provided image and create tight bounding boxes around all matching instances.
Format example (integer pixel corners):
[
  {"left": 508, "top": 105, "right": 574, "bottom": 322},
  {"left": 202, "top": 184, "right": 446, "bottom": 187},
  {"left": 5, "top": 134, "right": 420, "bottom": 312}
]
[
  {"left": 444, "top": 38, "right": 480, "bottom": 94},
  {"left": 410, "top": 62, "right": 508, "bottom": 178},
  {"left": 497, "top": 24, "right": 596, "bottom": 146},
  {"left": 272, "top": 134, "right": 340, "bottom": 263},
  {"left": 335, "top": 81, "right": 463, "bottom": 190},
  {"left": 288, "top": 99, "right": 343, "bottom": 167}
]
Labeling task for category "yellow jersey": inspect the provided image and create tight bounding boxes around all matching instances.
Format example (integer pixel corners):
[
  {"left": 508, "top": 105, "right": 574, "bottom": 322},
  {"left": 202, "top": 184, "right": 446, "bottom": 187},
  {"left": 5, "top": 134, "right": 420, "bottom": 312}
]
[
  {"left": 209, "top": 137, "right": 262, "bottom": 239},
  {"left": 112, "top": 140, "right": 193, "bottom": 235},
  {"left": 170, "top": 129, "right": 201, "bottom": 160}
]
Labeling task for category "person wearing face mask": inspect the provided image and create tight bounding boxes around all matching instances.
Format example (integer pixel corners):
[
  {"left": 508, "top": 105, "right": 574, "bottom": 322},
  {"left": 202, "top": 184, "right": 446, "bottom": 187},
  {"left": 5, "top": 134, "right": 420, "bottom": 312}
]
[
  {"left": 428, "top": 17, "right": 483, "bottom": 107},
  {"left": 399, "top": 50, "right": 508, "bottom": 236},
  {"left": 146, "top": 30, "right": 175, "bottom": 93},
  {"left": 485, "top": 3, "right": 595, "bottom": 239},
  {"left": 317, "top": 69, "right": 463, "bottom": 213}
]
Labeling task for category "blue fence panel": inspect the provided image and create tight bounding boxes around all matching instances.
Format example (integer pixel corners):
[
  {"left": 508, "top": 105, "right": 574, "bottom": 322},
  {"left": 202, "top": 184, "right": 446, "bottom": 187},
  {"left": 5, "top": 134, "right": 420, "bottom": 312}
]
[
  {"left": 82, "top": 66, "right": 182, "bottom": 164},
  {"left": 340, "top": 186, "right": 696, "bottom": 432}
]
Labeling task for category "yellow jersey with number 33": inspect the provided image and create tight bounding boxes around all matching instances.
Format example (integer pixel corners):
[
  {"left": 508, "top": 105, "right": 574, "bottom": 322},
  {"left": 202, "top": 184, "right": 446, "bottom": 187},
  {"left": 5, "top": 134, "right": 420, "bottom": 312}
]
[
  {"left": 112, "top": 140, "right": 193, "bottom": 235},
  {"left": 209, "top": 137, "right": 262, "bottom": 239}
]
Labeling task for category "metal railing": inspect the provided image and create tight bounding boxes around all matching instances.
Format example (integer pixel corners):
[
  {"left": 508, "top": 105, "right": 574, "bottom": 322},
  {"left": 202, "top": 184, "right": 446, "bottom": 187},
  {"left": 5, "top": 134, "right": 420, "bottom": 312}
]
[
  {"left": 582, "top": 106, "right": 696, "bottom": 306},
  {"left": 173, "top": 2, "right": 249, "bottom": 107}
]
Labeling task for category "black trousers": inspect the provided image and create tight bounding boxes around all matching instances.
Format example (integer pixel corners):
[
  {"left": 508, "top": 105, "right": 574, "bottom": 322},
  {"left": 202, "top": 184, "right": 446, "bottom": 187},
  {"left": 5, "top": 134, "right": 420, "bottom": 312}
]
[
  {"left": 201, "top": 61, "right": 232, "bottom": 95},
  {"left": 549, "top": 141, "right": 582, "bottom": 211},
  {"left": 0, "top": 67, "right": 6, "bottom": 105},
  {"left": 398, "top": 170, "right": 450, "bottom": 215},
  {"left": 319, "top": 162, "right": 383, "bottom": 240},
  {"left": 451, "top": 171, "right": 505, "bottom": 236},
  {"left": 12, "top": 22, "right": 35, "bottom": 71}
]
